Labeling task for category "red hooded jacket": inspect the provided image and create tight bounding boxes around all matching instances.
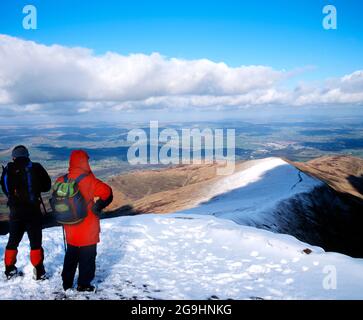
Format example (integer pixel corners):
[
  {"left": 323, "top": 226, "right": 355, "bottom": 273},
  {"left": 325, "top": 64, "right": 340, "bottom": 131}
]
[{"left": 56, "top": 150, "right": 113, "bottom": 247}]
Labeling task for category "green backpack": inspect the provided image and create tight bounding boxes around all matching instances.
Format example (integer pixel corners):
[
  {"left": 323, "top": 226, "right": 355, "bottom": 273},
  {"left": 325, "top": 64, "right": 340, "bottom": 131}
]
[{"left": 50, "top": 174, "right": 88, "bottom": 225}]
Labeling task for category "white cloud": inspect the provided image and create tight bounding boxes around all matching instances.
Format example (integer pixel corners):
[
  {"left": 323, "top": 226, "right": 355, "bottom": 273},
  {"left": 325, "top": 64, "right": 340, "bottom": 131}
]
[
  {"left": 0, "top": 35, "right": 284, "bottom": 104},
  {"left": 291, "top": 72, "right": 363, "bottom": 106},
  {"left": 0, "top": 34, "right": 362, "bottom": 117}
]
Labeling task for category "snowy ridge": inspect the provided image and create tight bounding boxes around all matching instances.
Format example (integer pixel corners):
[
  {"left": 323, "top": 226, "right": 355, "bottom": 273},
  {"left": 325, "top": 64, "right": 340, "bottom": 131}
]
[
  {"left": 182, "top": 157, "right": 322, "bottom": 229},
  {"left": 1, "top": 213, "right": 363, "bottom": 300}
]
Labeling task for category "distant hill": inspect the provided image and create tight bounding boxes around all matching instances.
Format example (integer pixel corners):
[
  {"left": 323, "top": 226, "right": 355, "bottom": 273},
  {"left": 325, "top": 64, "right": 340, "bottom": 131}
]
[
  {"left": 290, "top": 155, "right": 363, "bottom": 201},
  {"left": 107, "top": 162, "right": 227, "bottom": 214},
  {"left": 107, "top": 156, "right": 363, "bottom": 215}
]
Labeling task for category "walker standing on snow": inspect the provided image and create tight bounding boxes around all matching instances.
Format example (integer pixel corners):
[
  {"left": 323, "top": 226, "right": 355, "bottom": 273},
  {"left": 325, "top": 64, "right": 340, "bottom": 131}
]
[
  {"left": 51, "top": 150, "right": 113, "bottom": 292},
  {"left": 0, "top": 145, "right": 51, "bottom": 280}
]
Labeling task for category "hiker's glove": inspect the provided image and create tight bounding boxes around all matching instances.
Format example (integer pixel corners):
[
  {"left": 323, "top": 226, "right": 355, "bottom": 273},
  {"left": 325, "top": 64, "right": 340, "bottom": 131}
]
[
  {"left": 92, "top": 194, "right": 113, "bottom": 217},
  {"left": 92, "top": 200, "right": 104, "bottom": 217}
]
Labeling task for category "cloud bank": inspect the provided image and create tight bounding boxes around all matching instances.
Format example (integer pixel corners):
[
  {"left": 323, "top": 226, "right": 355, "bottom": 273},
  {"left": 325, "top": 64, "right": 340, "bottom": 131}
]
[{"left": 0, "top": 34, "right": 362, "bottom": 117}]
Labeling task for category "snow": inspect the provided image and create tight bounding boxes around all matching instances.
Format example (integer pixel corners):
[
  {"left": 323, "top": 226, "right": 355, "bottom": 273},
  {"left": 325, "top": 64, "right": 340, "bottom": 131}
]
[
  {"left": 182, "top": 158, "right": 322, "bottom": 228},
  {"left": 1, "top": 213, "right": 363, "bottom": 300}
]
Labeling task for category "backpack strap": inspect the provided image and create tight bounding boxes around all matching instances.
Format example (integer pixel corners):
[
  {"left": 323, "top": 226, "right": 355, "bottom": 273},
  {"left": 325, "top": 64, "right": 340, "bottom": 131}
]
[
  {"left": 2, "top": 165, "right": 9, "bottom": 196},
  {"left": 75, "top": 173, "right": 92, "bottom": 208},
  {"left": 75, "top": 173, "right": 88, "bottom": 184},
  {"left": 25, "top": 161, "right": 35, "bottom": 202},
  {"left": 62, "top": 173, "right": 87, "bottom": 184}
]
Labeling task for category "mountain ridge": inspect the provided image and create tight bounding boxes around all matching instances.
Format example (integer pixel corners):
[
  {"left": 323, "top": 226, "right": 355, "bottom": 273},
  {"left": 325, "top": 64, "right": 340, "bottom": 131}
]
[
  {"left": 106, "top": 155, "right": 363, "bottom": 214},
  {"left": 106, "top": 156, "right": 363, "bottom": 257}
]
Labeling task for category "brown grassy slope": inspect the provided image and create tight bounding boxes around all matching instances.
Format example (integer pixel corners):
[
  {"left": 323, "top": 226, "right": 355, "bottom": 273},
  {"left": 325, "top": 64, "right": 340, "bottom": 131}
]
[
  {"left": 106, "top": 162, "right": 254, "bottom": 214},
  {"left": 289, "top": 155, "right": 363, "bottom": 200},
  {"left": 107, "top": 163, "right": 221, "bottom": 213}
]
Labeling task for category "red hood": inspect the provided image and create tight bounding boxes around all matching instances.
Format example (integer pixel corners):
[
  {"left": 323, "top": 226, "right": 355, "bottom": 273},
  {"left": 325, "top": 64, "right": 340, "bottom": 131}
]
[{"left": 69, "top": 150, "right": 92, "bottom": 175}]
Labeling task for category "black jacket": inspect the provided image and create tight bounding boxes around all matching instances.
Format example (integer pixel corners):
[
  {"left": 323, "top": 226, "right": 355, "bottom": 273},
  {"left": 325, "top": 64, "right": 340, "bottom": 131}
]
[{"left": 1, "top": 157, "right": 51, "bottom": 218}]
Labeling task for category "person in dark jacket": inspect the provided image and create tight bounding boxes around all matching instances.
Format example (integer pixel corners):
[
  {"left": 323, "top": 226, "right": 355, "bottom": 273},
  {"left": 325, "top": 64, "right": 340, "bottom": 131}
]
[
  {"left": 0, "top": 145, "right": 51, "bottom": 280},
  {"left": 56, "top": 150, "right": 113, "bottom": 292}
]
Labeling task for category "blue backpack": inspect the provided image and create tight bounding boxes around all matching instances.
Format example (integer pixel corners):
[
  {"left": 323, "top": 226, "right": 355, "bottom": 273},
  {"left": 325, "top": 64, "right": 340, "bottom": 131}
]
[{"left": 1, "top": 161, "right": 37, "bottom": 205}]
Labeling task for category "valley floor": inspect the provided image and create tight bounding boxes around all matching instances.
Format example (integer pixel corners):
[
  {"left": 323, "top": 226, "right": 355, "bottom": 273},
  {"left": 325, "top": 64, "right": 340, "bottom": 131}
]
[{"left": 1, "top": 214, "right": 363, "bottom": 300}]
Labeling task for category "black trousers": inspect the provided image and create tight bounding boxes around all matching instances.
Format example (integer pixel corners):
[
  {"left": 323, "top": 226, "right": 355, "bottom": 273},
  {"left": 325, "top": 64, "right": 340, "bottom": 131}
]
[
  {"left": 62, "top": 244, "right": 97, "bottom": 288},
  {"left": 6, "top": 217, "right": 42, "bottom": 250}
]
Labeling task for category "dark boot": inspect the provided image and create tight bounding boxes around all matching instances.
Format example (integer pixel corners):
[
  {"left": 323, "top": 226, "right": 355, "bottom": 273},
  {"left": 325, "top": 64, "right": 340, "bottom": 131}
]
[
  {"left": 5, "top": 265, "right": 21, "bottom": 280},
  {"left": 63, "top": 283, "right": 73, "bottom": 291},
  {"left": 77, "top": 285, "right": 96, "bottom": 292},
  {"left": 33, "top": 264, "right": 47, "bottom": 280}
]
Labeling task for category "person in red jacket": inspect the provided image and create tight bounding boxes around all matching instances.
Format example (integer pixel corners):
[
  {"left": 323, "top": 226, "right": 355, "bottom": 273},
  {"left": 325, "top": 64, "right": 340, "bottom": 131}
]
[{"left": 56, "top": 150, "right": 113, "bottom": 292}]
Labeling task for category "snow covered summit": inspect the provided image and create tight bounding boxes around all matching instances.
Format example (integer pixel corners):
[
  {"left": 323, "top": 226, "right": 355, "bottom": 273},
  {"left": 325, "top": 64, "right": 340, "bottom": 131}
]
[
  {"left": 178, "top": 158, "right": 329, "bottom": 244},
  {"left": 185, "top": 157, "right": 322, "bottom": 224},
  {"left": 1, "top": 213, "right": 363, "bottom": 300}
]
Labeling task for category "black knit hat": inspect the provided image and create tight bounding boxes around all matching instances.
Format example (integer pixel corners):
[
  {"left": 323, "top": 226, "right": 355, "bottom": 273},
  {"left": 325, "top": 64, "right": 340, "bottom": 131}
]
[{"left": 12, "top": 145, "right": 29, "bottom": 159}]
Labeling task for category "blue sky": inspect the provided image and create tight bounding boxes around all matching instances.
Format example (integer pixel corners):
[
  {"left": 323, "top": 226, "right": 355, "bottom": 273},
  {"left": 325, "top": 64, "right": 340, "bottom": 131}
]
[
  {"left": 1, "top": 0, "right": 362, "bottom": 79},
  {"left": 0, "top": 0, "right": 362, "bottom": 123}
]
